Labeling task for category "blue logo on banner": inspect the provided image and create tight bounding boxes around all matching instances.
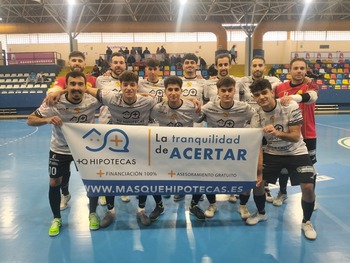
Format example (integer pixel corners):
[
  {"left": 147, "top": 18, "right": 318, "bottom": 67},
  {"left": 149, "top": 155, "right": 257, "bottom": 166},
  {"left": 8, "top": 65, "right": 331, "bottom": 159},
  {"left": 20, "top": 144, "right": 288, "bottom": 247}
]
[{"left": 82, "top": 128, "right": 130, "bottom": 152}]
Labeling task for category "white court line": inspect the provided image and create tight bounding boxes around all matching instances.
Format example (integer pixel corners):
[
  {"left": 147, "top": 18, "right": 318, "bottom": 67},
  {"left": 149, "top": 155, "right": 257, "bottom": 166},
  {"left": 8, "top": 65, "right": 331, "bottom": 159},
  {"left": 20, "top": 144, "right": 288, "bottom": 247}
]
[
  {"left": 319, "top": 204, "right": 350, "bottom": 234},
  {"left": 316, "top": 122, "right": 350, "bottom": 132},
  {"left": 0, "top": 127, "right": 39, "bottom": 147}
]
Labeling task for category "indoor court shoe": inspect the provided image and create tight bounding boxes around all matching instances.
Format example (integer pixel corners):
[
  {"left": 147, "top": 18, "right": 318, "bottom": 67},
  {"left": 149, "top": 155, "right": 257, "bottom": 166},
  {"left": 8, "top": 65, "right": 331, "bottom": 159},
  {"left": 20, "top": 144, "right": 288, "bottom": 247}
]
[
  {"left": 60, "top": 193, "right": 71, "bottom": 210},
  {"left": 48, "top": 218, "right": 62, "bottom": 237},
  {"left": 272, "top": 191, "right": 288, "bottom": 206},
  {"left": 189, "top": 205, "right": 205, "bottom": 221},
  {"left": 89, "top": 213, "right": 100, "bottom": 230},
  {"left": 265, "top": 190, "right": 274, "bottom": 203},
  {"left": 204, "top": 204, "right": 217, "bottom": 218},
  {"left": 238, "top": 204, "right": 251, "bottom": 220},
  {"left": 100, "top": 208, "right": 115, "bottom": 228},
  {"left": 302, "top": 221, "right": 317, "bottom": 240},
  {"left": 174, "top": 195, "right": 185, "bottom": 201},
  {"left": 163, "top": 195, "right": 171, "bottom": 198},
  {"left": 121, "top": 196, "right": 130, "bottom": 202},
  {"left": 246, "top": 212, "right": 267, "bottom": 225},
  {"left": 228, "top": 194, "right": 237, "bottom": 203},
  {"left": 137, "top": 210, "right": 151, "bottom": 226},
  {"left": 99, "top": 196, "right": 106, "bottom": 206},
  {"left": 199, "top": 195, "right": 205, "bottom": 201},
  {"left": 149, "top": 204, "right": 165, "bottom": 221}
]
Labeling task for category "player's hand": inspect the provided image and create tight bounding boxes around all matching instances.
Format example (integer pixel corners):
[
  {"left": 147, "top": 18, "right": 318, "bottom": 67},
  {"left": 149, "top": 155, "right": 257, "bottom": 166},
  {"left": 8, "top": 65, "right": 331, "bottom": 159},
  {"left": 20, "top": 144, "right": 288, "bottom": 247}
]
[
  {"left": 192, "top": 99, "right": 201, "bottom": 113},
  {"left": 303, "top": 76, "right": 312, "bottom": 84},
  {"left": 49, "top": 116, "right": 63, "bottom": 126},
  {"left": 256, "top": 174, "right": 263, "bottom": 187},
  {"left": 280, "top": 95, "right": 292, "bottom": 106}
]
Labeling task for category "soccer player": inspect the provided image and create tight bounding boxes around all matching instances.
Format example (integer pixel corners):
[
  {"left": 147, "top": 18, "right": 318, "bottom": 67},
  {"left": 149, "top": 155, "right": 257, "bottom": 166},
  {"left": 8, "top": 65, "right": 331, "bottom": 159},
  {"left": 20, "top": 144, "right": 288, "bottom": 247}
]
[
  {"left": 45, "top": 51, "right": 97, "bottom": 211},
  {"left": 86, "top": 70, "right": 160, "bottom": 226},
  {"left": 27, "top": 71, "right": 102, "bottom": 236},
  {"left": 249, "top": 79, "right": 317, "bottom": 240},
  {"left": 95, "top": 52, "right": 130, "bottom": 218},
  {"left": 198, "top": 76, "right": 256, "bottom": 219},
  {"left": 150, "top": 76, "right": 203, "bottom": 220},
  {"left": 138, "top": 58, "right": 165, "bottom": 103},
  {"left": 236, "top": 56, "right": 281, "bottom": 203},
  {"left": 273, "top": 58, "right": 318, "bottom": 207}
]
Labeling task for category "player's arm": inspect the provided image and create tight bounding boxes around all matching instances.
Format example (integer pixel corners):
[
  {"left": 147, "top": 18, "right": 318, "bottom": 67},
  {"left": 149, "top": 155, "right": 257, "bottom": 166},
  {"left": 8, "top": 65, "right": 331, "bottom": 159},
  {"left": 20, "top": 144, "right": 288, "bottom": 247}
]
[
  {"left": 27, "top": 112, "right": 63, "bottom": 127},
  {"left": 263, "top": 123, "right": 301, "bottom": 143},
  {"left": 86, "top": 86, "right": 99, "bottom": 98}
]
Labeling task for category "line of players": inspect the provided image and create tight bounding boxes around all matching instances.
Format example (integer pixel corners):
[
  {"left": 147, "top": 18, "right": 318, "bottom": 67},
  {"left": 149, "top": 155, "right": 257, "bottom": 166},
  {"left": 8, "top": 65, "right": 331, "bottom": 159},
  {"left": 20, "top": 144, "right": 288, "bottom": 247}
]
[{"left": 30, "top": 50, "right": 318, "bottom": 240}]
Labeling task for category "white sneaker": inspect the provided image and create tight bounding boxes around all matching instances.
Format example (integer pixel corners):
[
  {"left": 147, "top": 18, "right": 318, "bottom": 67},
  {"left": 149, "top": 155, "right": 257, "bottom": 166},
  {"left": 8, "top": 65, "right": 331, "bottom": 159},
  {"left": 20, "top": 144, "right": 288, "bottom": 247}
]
[
  {"left": 60, "top": 194, "right": 71, "bottom": 210},
  {"left": 204, "top": 204, "right": 217, "bottom": 218},
  {"left": 99, "top": 196, "right": 106, "bottom": 206},
  {"left": 228, "top": 194, "right": 237, "bottom": 203},
  {"left": 121, "top": 196, "right": 130, "bottom": 202},
  {"left": 273, "top": 191, "right": 288, "bottom": 206},
  {"left": 238, "top": 204, "right": 250, "bottom": 220},
  {"left": 302, "top": 221, "right": 317, "bottom": 240},
  {"left": 246, "top": 212, "right": 267, "bottom": 225},
  {"left": 265, "top": 191, "right": 274, "bottom": 203}
]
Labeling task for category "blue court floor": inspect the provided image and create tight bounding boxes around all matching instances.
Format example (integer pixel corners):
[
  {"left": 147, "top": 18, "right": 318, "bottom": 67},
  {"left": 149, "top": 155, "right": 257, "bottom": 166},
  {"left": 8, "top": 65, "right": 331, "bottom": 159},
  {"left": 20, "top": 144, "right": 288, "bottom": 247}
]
[{"left": 0, "top": 114, "right": 349, "bottom": 263}]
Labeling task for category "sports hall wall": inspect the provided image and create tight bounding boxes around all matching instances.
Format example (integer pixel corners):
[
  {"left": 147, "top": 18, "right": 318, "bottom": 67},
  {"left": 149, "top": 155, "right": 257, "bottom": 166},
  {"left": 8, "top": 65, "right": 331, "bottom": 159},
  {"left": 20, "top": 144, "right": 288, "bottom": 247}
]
[{"left": 6, "top": 40, "right": 349, "bottom": 66}]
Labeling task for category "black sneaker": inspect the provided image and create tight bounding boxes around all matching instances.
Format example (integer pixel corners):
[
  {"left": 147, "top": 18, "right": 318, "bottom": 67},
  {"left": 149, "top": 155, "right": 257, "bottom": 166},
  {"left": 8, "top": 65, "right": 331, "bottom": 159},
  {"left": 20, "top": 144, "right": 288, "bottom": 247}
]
[
  {"left": 149, "top": 205, "right": 165, "bottom": 221},
  {"left": 189, "top": 205, "right": 205, "bottom": 220},
  {"left": 174, "top": 195, "right": 185, "bottom": 201}
]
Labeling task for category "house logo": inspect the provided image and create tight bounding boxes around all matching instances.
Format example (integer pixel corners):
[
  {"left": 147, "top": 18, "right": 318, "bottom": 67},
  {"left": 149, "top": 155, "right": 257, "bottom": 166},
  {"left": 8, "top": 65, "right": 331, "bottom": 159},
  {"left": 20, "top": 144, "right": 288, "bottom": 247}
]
[{"left": 82, "top": 128, "right": 130, "bottom": 152}]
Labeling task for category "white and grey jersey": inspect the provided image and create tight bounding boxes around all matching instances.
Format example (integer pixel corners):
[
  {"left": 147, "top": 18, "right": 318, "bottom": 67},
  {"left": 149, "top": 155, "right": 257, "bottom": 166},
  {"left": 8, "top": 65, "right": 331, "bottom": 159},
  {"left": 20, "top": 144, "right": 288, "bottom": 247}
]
[
  {"left": 181, "top": 77, "right": 207, "bottom": 102},
  {"left": 150, "top": 99, "right": 202, "bottom": 127},
  {"left": 97, "top": 90, "right": 157, "bottom": 125},
  {"left": 205, "top": 75, "right": 241, "bottom": 102},
  {"left": 96, "top": 75, "right": 121, "bottom": 124},
  {"left": 34, "top": 94, "right": 101, "bottom": 155},
  {"left": 138, "top": 78, "right": 165, "bottom": 103},
  {"left": 250, "top": 99, "right": 308, "bottom": 156},
  {"left": 237, "top": 76, "right": 281, "bottom": 109},
  {"left": 201, "top": 98, "right": 255, "bottom": 128}
]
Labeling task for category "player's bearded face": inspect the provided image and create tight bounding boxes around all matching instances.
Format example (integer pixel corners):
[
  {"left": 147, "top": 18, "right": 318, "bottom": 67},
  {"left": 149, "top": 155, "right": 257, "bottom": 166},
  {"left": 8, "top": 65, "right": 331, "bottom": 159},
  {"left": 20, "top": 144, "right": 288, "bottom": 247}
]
[{"left": 69, "top": 57, "right": 85, "bottom": 72}]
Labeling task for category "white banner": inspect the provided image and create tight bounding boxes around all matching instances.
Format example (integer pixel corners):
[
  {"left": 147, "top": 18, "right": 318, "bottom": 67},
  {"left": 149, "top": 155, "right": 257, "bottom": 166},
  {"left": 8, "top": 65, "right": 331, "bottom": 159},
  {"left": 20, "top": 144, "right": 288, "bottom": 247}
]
[{"left": 61, "top": 123, "right": 263, "bottom": 196}]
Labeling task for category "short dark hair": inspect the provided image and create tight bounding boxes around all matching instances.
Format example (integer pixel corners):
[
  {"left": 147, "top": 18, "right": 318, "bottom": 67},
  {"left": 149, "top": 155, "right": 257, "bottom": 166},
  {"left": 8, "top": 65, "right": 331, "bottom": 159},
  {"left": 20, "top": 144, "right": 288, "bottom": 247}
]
[
  {"left": 290, "top": 58, "right": 307, "bottom": 69},
  {"left": 251, "top": 56, "right": 265, "bottom": 64},
  {"left": 110, "top": 52, "right": 126, "bottom": 63},
  {"left": 249, "top": 79, "right": 272, "bottom": 94},
  {"left": 145, "top": 58, "right": 160, "bottom": 67},
  {"left": 182, "top": 53, "right": 198, "bottom": 63},
  {"left": 69, "top": 51, "right": 85, "bottom": 60},
  {"left": 65, "top": 71, "right": 86, "bottom": 85},
  {"left": 118, "top": 70, "right": 139, "bottom": 84},
  {"left": 216, "top": 76, "right": 236, "bottom": 89},
  {"left": 164, "top": 76, "right": 183, "bottom": 89},
  {"left": 215, "top": 53, "right": 231, "bottom": 65}
]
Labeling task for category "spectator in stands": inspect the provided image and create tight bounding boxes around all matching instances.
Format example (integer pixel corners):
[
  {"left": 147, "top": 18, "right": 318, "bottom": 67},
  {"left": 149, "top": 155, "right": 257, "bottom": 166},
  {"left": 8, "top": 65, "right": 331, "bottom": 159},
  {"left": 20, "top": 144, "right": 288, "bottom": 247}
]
[
  {"left": 124, "top": 47, "right": 130, "bottom": 56},
  {"left": 106, "top": 47, "right": 112, "bottom": 61},
  {"left": 306, "top": 69, "right": 323, "bottom": 79},
  {"left": 36, "top": 72, "right": 45, "bottom": 84},
  {"left": 97, "top": 56, "right": 104, "bottom": 67},
  {"left": 90, "top": 65, "right": 101, "bottom": 77},
  {"left": 230, "top": 44, "right": 237, "bottom": 64},
  {"left": 127, "top": 54, "right": 136, "bottom": 67},
  {"left": 199, "top": 56, "right": 207, "bottom": 70},
  {"left": 160, "top": 45, "right": 166, "bottom": 54},
  {"left": 25, "top": 71, "right": 38, "bottom": 86},
  {"left": 207, "top": 64, "right": 218, "bottom": 79},
  {"left": 143, "top": 47, "right": 151, "bottom": 58}
]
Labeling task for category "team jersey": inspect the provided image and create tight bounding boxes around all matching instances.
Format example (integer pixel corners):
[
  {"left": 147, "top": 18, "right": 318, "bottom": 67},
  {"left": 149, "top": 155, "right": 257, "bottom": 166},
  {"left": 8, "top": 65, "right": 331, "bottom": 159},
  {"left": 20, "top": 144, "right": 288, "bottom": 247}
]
[
  {"left": 138, "top": 78, "right": 165, "bottom": 103},
  {"left": 237, "top": 76, "right": 281, "bottom": 109},
  {"left": 250, "top": 99, "right": 308, "bottom": 156},
  {"left": 54, "top": 75, "right": 97, "bottom": 89},
  {"left": 275, "top": 81, "right": 318, "bottom": 139},
  {"left": 150, "top": 99, "right": 201, "bottom": 127},
  {"left": 200, "top": 98, "right": 255, "bottom": 128},
  {"left": 205, "top": 76, "right": 241, "bottom": 102},
  {"left": 97, "top": 90, "right": 157, "bottom": 125},
  {"left": 34, "top": 94, "right": 101, "bottom": 155},
  {"left": 181, "top": 77, "right": 208, "bottom": 102},
  {"left": 96, "top": 75, "right": 121, "bottom": 124}
]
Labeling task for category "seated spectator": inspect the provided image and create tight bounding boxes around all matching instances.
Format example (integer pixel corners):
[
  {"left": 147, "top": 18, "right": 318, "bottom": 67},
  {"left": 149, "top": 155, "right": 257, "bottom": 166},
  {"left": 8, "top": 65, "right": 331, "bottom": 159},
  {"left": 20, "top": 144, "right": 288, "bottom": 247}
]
[
  {"left": 90, "top": 65, "right": 101, "bottom": 77},
  {"left": 36, "top": 72, "right": 45, "bottom": 84},
  {"left": 25, "top": 71, "right": 38, "bottom": 86}
]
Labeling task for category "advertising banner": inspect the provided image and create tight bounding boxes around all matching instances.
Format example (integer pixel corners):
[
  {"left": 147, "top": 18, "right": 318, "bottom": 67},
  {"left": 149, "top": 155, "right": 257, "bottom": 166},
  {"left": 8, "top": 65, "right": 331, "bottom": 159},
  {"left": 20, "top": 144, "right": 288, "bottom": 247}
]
[{"left": 62, "top": 123, "right": 263, "bottom": 196}]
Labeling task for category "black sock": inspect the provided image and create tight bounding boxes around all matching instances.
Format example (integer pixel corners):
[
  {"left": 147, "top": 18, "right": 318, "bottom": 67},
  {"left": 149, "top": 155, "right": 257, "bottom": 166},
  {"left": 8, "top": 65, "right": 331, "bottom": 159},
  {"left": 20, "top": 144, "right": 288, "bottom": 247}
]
[{"left": 49, "top": 185, "right": 61, "bottom": 218}]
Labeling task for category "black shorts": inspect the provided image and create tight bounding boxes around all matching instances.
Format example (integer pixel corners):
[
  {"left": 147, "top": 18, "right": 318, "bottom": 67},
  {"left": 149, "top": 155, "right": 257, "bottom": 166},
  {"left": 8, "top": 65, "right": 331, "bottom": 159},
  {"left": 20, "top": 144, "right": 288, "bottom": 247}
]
[
  {"left": 263, "top": 153, "right": 315, "bottom": 186},
  {"left": 48, "top": 150, "right": 74, "bottom": 179},
  {"left": 304, "top": 138, "right": 317, "bottom": 164}
]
